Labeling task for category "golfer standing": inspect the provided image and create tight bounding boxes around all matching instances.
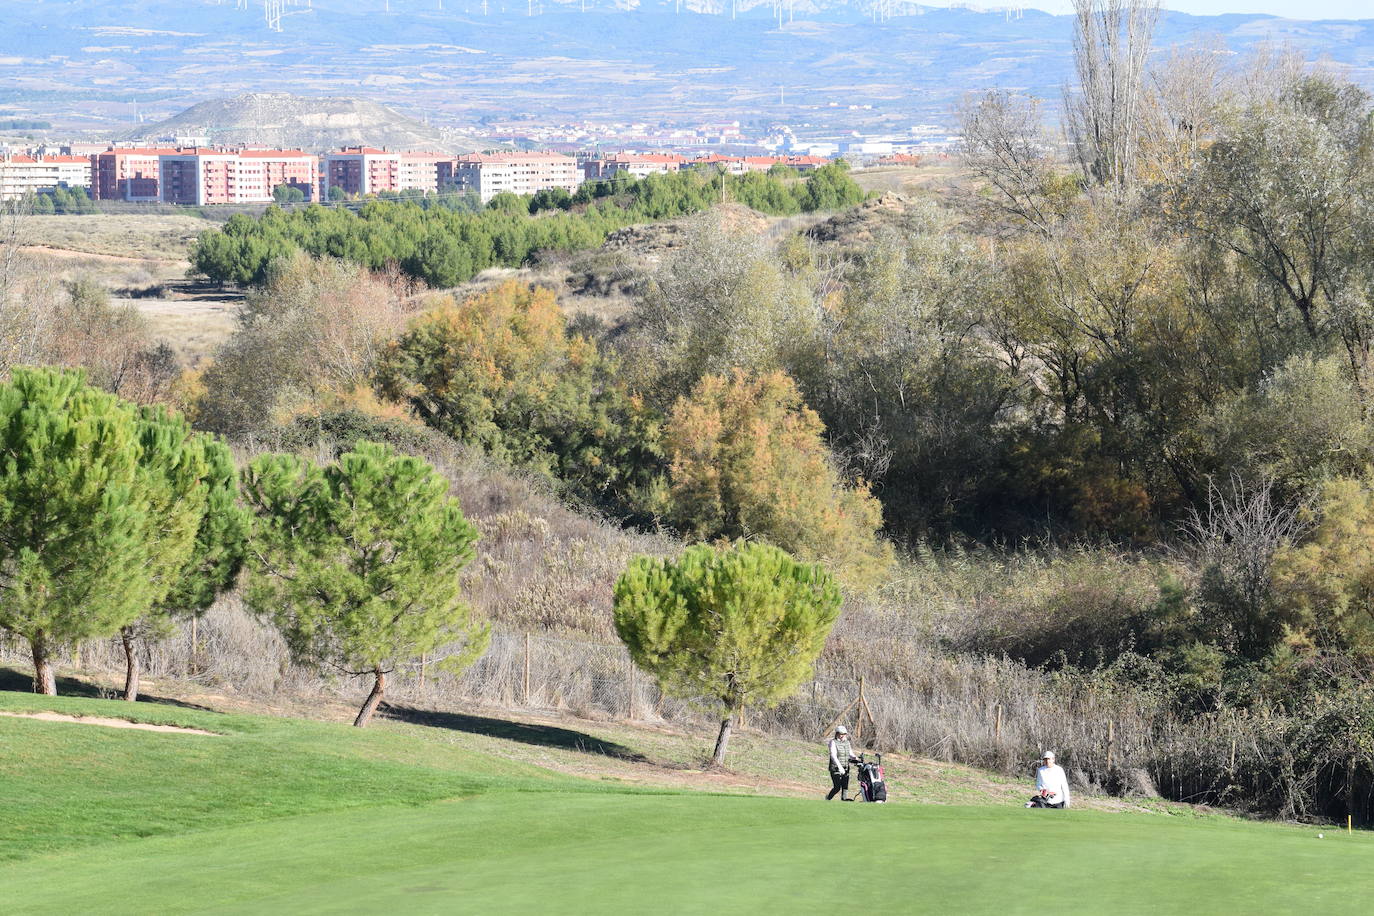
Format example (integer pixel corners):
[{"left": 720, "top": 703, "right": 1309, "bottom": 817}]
[
  {"left": 826, "top": 725, "right": 858, "bottom": 800},
  {"left": 1028, "top": 750, "right": 1071, "bottom": 808}
]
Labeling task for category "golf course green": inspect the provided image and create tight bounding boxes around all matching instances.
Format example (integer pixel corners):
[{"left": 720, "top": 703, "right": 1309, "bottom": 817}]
[{"left": 1, "top": 691, "right": 1368, "bottom": 914}]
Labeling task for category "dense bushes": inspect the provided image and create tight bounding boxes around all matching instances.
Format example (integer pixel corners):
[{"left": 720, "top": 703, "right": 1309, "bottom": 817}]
[
  {"left": 189, "top": 166, "right": 866, "bottom": 289},
  {"left": 375, "top": 281, "right": 662, "bottom": 518}
]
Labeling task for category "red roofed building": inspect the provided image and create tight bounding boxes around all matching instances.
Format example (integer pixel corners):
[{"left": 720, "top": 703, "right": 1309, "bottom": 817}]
[
  {"left": 0, "top": 153, "right": 94, "bottom": 200},
  {"left": 873, "top": 154, "right": 922, "bottom": 167},
  {"left": 91, "top": 148, "right": 176, "bottom": 201},
  {"left": 323, "top": 148, "right": 454, "bottom": 197},
  {"left": 159, "top": 149, "right": 319, "bottom": 205},
  {"left": 583, "top": 152, "right": 686, "bottom": 181},
  {"left": 690, "top": 154, "right": 748, "bottom": 175},
  {"left": 451, "top": 151, "right": 579, "bottom": 202},
  {"left": 779, "top": 155, "right": 830, "bottom": 172}
]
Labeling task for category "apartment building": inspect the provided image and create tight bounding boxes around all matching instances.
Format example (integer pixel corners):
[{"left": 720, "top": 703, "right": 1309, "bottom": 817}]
[
  {"left": 159, "top": 149, "right": 319, "bottom": 206},
  {"left": 450, "top": 151, "right": 579, "bottom": 202},
  {"left": 91, "top": 148, "right": 177, "bottom": 201},
  {"left": 0, "top": 154, "right": 93, "bottom": 200},
  {"left": 742, "top": 155, "right": 829, "bottom": 173},
  {"left": 323, "top": 148, "right": 452, "bottom": 197},
  {"left": 582, "top": 152, "right": 685, "bottom": 182}
]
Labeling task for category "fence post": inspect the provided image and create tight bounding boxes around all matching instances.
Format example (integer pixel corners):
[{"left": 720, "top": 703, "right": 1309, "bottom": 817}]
[
  {"left": 1107, "top": 720, "right": 1115, "bottom": 774},
  {"left": 189, "top": 617, "right": 199, "bottom": 677},
  {"left": 994, "top": 703, "right": 1002, "bottom": 742},
  {"left": 856, "top": 676, "right": 866, "bottom": 744},
  {"left": 523, "top": 632, "right": 531, "bottom": 706},
  {"left": 627, "top": 660, "right": 636, "bottom": 721}
]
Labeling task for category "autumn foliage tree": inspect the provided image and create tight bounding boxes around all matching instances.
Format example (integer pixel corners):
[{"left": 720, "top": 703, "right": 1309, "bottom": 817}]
[
  {"left": 614, "top": 541, "right": 842, "bottom": 766},
  {"left": 664, "top": 369, "right": 891, "bottom": 587},
  {"left": 242, "top": 441, "right": 486, "bottom": 727},
  {"left": 1274, "top": 477, "right": 1374, "bottom": 656},
  {"left": 376, "top": 281, "right": 662, "bottom": 515}
]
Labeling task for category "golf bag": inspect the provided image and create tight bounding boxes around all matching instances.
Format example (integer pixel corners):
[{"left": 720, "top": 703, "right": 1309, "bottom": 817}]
[
  {"left": 1025, "top": 793, "right": 1064, "bottom": 809},
  {"left": 855, "top": 753, "right": 887, "bottom": 803}
]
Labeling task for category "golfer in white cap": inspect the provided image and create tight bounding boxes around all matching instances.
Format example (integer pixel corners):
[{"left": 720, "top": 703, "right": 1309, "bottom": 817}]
[
  {"left": 826, "top": 725, "right": 860, "bottom": 801},
  {"left": 1027, "top": 750, "right": 1071, "bottom": 808}
]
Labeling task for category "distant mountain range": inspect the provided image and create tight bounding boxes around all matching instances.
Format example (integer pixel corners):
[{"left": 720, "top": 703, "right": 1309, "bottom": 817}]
[{"left": 1, "top": 1, "right": 1371, "bottom": 136}]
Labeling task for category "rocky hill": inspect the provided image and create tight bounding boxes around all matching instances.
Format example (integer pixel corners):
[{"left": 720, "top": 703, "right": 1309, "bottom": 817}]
[{"left": 122, "top": 93, "right": 481, "bottom": 153}]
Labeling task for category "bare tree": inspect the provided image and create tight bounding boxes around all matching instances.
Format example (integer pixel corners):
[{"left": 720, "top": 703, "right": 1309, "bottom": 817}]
[
  {"left": 0, "top": 193, "right": 52, "bottom": 372},
  {"left": 1181, "top": 475, "right": 1308, "bottom": 657},
  {"left": 958, "top": 90, "right": 1062, "bottom": 234},
  {"left": 1140, "top": 40, "right": 1230, "bottom": 180},
  {"left": 1064, "top": 0, "right": 1160, "bottom": 190}
]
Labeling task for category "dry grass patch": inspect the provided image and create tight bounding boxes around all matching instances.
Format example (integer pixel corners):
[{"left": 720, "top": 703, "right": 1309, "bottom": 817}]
[{"left": 21, "top": 213, "right": 216, "bottom": 260}]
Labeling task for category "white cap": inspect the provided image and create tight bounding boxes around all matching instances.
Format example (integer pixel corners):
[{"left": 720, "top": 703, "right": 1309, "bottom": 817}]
[
  {"left": 836, "top": 725, "right": 848, "bottom": 735},
  {"left": 1041, "top": 750, "right": 1055, "bottom": 760}
]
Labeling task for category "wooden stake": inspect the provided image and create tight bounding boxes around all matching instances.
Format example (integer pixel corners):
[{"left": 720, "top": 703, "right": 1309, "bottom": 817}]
[
  {"left": 627, "top": 661, "right": 636, "bottom": 721},
  {"left": 523, "top": 632, "right": 531, "bottom": 706},
  {"left": 994, "top": 703, "right": 1002, "bottom": 742},
  {"left": 858, "top": 676, "right": 872, "bottom": 743},
  {"left": 1107, "top": 720, "right": 1116, "bottom": 773},
  {"left": 189, "top": 617, "right": 199, "bottom": 677}
]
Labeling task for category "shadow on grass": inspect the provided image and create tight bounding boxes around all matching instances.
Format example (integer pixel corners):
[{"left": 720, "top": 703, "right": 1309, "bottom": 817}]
[
  {"left": 0, "top": 666, "right": 216, "bottom": 712},
  {"left": 383, "top": 704, "right": 648, "bottom": 763}
]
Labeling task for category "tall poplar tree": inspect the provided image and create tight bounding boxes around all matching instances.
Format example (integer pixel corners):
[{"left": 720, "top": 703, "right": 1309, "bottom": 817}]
[
  {"left": 242, "top": 441, "right": 486, "bottom": 727},
  {"left": 614, "top": 541, "right": 842, "bottom": 766}
]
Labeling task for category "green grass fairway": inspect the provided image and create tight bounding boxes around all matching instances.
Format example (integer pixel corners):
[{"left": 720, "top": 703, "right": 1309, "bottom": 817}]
[{"left": 1, "top": 693, "right": 1370, "bottom": 914}]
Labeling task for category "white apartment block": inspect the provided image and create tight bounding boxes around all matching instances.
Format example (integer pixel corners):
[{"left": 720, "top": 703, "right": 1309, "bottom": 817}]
[
  {"left": 0, "top": 154, "right": 93, "bottom": 200},
  {"left": 450, "top": 152, "right": 580, "bottom": 202}
]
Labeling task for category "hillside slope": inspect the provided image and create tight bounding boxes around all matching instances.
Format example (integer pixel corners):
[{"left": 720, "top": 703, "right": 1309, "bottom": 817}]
[{"left": 123, "top": 92, "right": 481, "bottom": 153}]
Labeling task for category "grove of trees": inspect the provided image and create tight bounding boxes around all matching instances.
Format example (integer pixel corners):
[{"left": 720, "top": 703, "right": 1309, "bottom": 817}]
[{"left": 188, "top": 165, "right": 866, "bottom": 289}]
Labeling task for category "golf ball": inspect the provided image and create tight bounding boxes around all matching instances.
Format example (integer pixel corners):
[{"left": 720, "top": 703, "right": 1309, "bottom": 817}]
[{"left": 1318, "top": 833, "right": 1324, "bottom": 838}]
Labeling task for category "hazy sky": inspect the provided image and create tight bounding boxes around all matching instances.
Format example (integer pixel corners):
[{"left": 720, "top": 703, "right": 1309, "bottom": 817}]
[{"left": 1016, "top": 1, "right": 1371, "bottom": 16}]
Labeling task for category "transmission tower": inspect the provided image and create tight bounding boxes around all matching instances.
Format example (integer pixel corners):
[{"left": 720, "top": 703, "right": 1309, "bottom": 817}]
[{"left": 264, "top": 0, "right": 283, "bottom": 30}]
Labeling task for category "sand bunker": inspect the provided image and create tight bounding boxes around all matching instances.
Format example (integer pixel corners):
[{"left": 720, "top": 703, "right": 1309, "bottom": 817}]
[{"left": 0, "top": 710, "right": 219, "bottom": 736}]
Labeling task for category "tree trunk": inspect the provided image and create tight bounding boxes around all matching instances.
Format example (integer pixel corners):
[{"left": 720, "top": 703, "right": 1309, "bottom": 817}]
[
  {"left": 121, "top": 627, "right": 140, "bottom": 702},
  {"left": 30, "top": 634, "right": 56, "bottom": 696},
  {"left": 711, "top": 711, "right": 736, "bottom": 767},
  {"left": 353, "top": 669, "right": 386, "bottom": 728}
]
